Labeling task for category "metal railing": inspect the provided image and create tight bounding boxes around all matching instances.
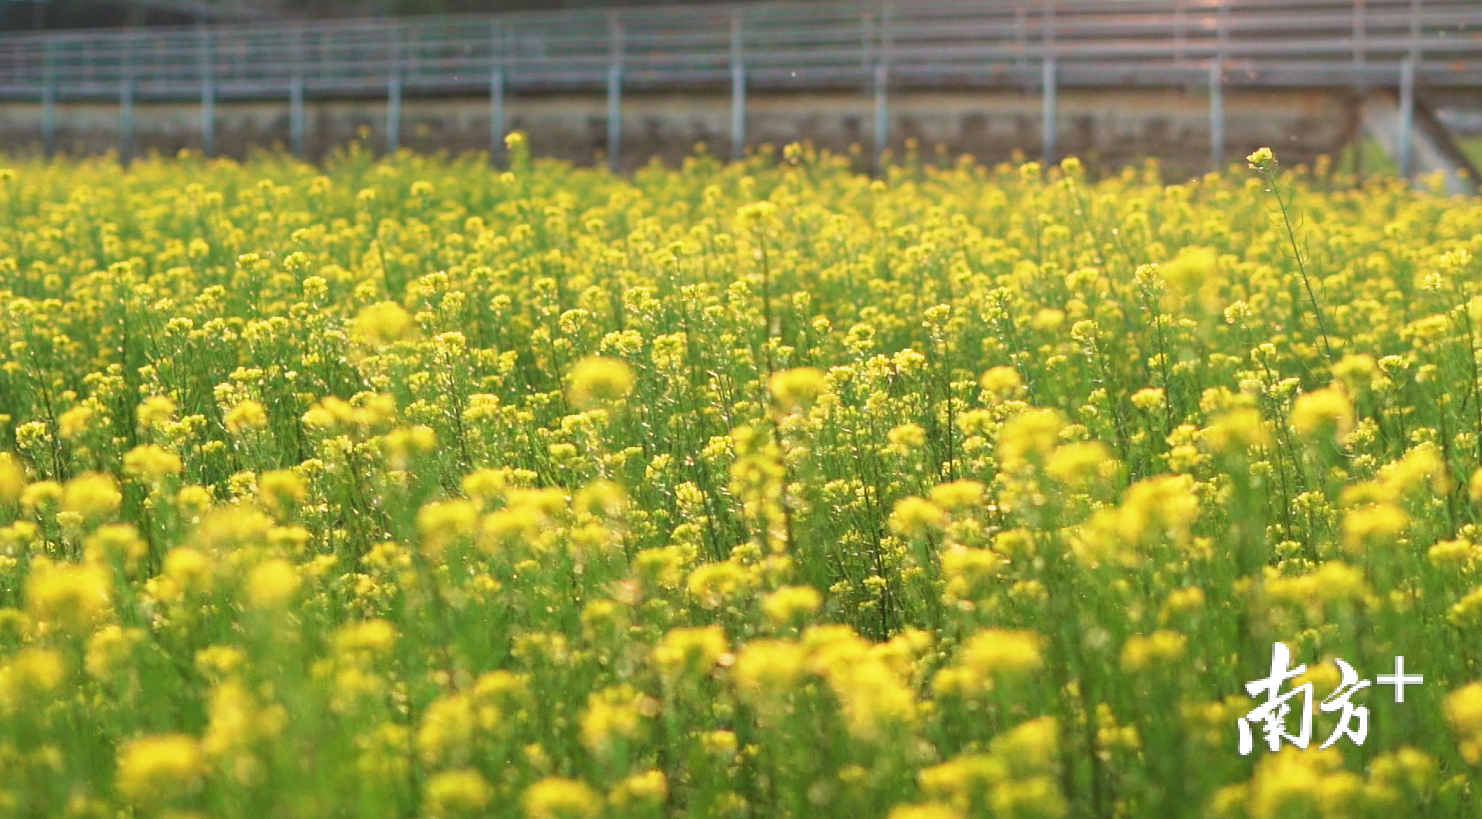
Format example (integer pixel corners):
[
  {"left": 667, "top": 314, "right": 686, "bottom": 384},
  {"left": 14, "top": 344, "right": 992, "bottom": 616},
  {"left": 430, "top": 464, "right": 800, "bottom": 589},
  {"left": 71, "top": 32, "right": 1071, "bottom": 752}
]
[{"left": 3, "top": 0, "right": 1481, "bottom": 166}]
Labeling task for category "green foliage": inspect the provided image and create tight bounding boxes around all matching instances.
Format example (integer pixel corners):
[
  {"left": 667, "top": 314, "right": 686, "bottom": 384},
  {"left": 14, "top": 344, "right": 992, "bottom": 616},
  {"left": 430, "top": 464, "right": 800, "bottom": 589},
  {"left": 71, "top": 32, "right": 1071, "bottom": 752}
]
[{"left": 0, "top": 142, "right": 1479, "bottom": 819}]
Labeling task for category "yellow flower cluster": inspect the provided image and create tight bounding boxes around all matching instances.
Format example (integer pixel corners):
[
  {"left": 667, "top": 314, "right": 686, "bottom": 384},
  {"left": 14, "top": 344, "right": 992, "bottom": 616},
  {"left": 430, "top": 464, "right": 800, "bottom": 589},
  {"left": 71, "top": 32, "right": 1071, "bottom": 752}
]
[{"left": 0, "top": 142, "right": 1479, "bottom": 817}]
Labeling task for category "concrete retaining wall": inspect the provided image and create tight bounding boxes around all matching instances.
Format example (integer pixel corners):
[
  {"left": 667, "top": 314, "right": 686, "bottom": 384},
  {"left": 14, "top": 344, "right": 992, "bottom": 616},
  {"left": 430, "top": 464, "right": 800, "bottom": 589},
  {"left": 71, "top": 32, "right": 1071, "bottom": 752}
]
[{"left": 0, "top": 87, "right": 1357, "bottom": 177}]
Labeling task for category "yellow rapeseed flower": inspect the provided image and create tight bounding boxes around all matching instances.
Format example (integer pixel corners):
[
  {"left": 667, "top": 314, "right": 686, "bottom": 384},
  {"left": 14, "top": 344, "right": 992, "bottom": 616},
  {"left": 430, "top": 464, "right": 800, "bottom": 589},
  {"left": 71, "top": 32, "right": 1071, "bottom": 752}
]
[
  {"left": 890, "top": 496, "right": 945, "bottom": 538},
  {"left": 686, "top": 561, "right": 753, "bottom": 608},
  {"left": 769, "top": 367, "right": 827, "bottom": 412},
  {"left": 333, "top": 618, "right": 398, "bottom": 658},
  {"left": 941, "top": 547, "right": 1006, "bottom": 603},
  {"left": 1342, "top": 503, "right": 1410, "bottom": 552},
  {"left": 84, "top": 523, "right": 147, "bottom": 567},
  {"left": 580, "top": 684, "right": 651, "bottom": 754},
  {"left": 567, "top": 356, "right": 635, "bottom": 408},
  {"left": 423, "top": 769, "right": 492, "bottom": 818},
  {"left": 164, "top": 547, "right": 214, "bottom": 594},
  {"left": 136, "top": 395, "right": 177, "bottom": 428},
  {"left": 1290, "top": 386, "right": 1354, "bottom": 439},
  {"left": 115, "top": 734, "right": 204, "bottom": 804},
  {"left": 225, "top": 400, "right": 269, "bottom": 435},
  {"left": 123, "top": 444, "right": 183, "bottom": 481},
  {"left": 258, "top": 469, "right": 307, "bottom": 513},
  {"left": 608, "top": 769, "right": 667, "bottom": 810},
  {"left": 1130, "top": 387, "right": 1165, "bottom": 411},
  {"left": 352, "top": 301, "right": 417, "bottom": 345},
  {"left": 21, "top": 480, "right": 62, "bottom": 511},
  {"left": 956, "top": 628, "right": 1043, "bottom": 688},
  {"left": 1247, "top": 146, "right": 1276, "bottom": 171},
  {"left": 26, "top": 561, "right": 111, "bottom": 632},
  {"left": 1332, "top": 354, "right": 1377, "bottom": 393},
  {"left": 652, "top": 625, "right": 728, "bottom": 676},
  {"left": 1161, "top": 246, "right": 1218, "bottom": 294},
  {"left": 929, "top": 480, "right": 986, "bottom": 510},
  {"left": 991, "top": 716, "right": 1061, "bottom": 777},
  {"left": 416, "top": 499, "right": 479, "bottom": 551},
  {"left": 1445, "top": 683, "right": 1482, "bottom": 764},
  {"left": 62, "top": 473, "right": 121, "bottom": 519},
  {"left": 57, "top": 404, "right": 95, "bottom": 439},
  {"left": 762, "top": 585, "right": 823, "bottom": 625},
  {"left": 733, "top": 638, "right": 809, "bottom": 695},
  {"left": 979, "top": 366, "right": 1024, "bottom": 398},
  {"left": 0, "top": 647, "right": 67, "bottom": 713},
  {"left": 887, "top": 803, "right": 965, "bottom": 819},
  {"left": 1045, "top": 441, "right": 1115, "bottom": 486},
  {"left": 85, "top": 624, "right": 145, "bottom": 679},
  {"left": 0, "top": 452, "right": 26, "bottom": 505},
  {"left": 522, "top": 777, "right": 602, "bottom": 819},
  {"left": 1202, "top": 407, "right": 1270, "bottom": 454},
  {"left": 997, "top": 409, "right": 1065, "bottom": 472},
  {"left": 244, "top": 558, "right": 301, "bottom": 608},
  {"left": 1120, "top": 630, "right": 1188, "bottom": 673}
]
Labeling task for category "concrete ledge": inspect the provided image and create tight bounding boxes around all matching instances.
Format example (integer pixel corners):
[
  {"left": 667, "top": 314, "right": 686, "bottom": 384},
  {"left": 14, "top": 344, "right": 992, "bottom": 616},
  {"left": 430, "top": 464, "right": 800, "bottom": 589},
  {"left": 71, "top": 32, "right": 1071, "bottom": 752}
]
[{"left": 1, "top": 87, "right": 1355, "bottom": 177}]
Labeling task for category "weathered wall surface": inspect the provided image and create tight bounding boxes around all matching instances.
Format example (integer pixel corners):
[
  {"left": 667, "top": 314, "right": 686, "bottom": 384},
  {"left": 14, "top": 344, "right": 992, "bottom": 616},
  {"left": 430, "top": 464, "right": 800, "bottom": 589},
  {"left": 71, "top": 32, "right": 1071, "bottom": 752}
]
[{"left": 0, "top": 87, "right": 1356, "bottom": 177}]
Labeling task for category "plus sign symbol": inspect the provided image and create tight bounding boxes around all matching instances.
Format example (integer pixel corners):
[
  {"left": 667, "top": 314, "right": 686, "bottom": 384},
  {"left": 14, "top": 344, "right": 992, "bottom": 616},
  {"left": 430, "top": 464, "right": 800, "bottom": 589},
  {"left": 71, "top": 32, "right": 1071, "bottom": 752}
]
[{"left": 1376, "top": 656, "right": 1424, "bottom": 702}]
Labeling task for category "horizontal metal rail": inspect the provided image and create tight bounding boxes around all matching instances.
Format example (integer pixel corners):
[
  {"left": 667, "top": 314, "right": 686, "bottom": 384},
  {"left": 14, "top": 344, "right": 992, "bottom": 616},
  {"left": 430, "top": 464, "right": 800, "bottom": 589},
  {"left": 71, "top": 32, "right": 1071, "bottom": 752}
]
[{"left": 0, "top": 0, "right": 1480, "bottom": 101}]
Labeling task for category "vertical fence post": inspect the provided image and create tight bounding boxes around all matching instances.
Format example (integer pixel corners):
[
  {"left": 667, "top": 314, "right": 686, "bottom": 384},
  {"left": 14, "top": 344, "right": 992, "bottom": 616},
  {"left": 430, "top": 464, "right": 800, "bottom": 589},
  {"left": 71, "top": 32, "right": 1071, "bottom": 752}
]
[
  {"left": 198, "top": 25, "right": 214, "bottom": 157},
  {"left": 1210, "top": 58, "right": 1225, "bottom": 173},
  {"left": 730, "top": 11, "right": 745, "bottom": 161},
  {"left": 873, "top": 62, "right": 888, "bottom": 172},
  {"left": 41, "top": 43, "right": 56, "bottom": 159},
  {"left": 1351, "top": 0, "right": 1369, "bottom": 180},
  {"left": 1357, "top": 0, "right": 1363, "bottom": 179},
  {"left": 1042, "top": 57, "right": 1056, "bottom": 166},
  {"left": 873, "top": 2, "right": 892, "bottom": 173},
  {"left": 1397, "top": 58, "right": 1415, "bottom": 180},
  {"left": 607, "top": 14, "right": 623, "bottom": 173},
  {"left": 1041, "top": 0, "right": 1056, "bottom": 166},
  {"left": 290, "top": 27, "right": 306, "bottom": 159},
  {"left": 1357, "top": 0, "right": 1363, "bottom": 180},
  {"left": 289, "top": 79, "right": 305, "bottom": 159},
  {"left": 490, "top": 20, "right": 505, "bottom": 160},
  {"left": 490, "top": 67, "right": 505, "bottom": 159},
  {"left": 1399, "top": 0, "right": 1422, "bottom": 180},
  {"left": 387, "top": 27, "right": 402, "bottom": 154},
  {"left": 120, "top": 34, "right": 134, "bottom": 166}
]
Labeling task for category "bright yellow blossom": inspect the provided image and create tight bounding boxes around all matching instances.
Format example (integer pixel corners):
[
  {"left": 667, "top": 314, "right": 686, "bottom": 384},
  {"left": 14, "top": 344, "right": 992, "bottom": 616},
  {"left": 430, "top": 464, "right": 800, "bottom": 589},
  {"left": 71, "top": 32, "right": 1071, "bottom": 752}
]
[
  {"left": 115, "top": 734, "right": 204, "bottom": 804},
  {"left": 522, "top": 777, "right": 602, "bottom": 819},
  {"left": 568, "top": 356, "right": 635, "bottom": 408}
]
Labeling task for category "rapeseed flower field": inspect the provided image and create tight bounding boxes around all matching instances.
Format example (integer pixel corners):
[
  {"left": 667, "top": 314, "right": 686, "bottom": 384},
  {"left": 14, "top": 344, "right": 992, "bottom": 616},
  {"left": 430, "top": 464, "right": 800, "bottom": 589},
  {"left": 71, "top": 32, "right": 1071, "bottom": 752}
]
[{"left": 1, "top": 136, "right": 1481, "bottom": 819}]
